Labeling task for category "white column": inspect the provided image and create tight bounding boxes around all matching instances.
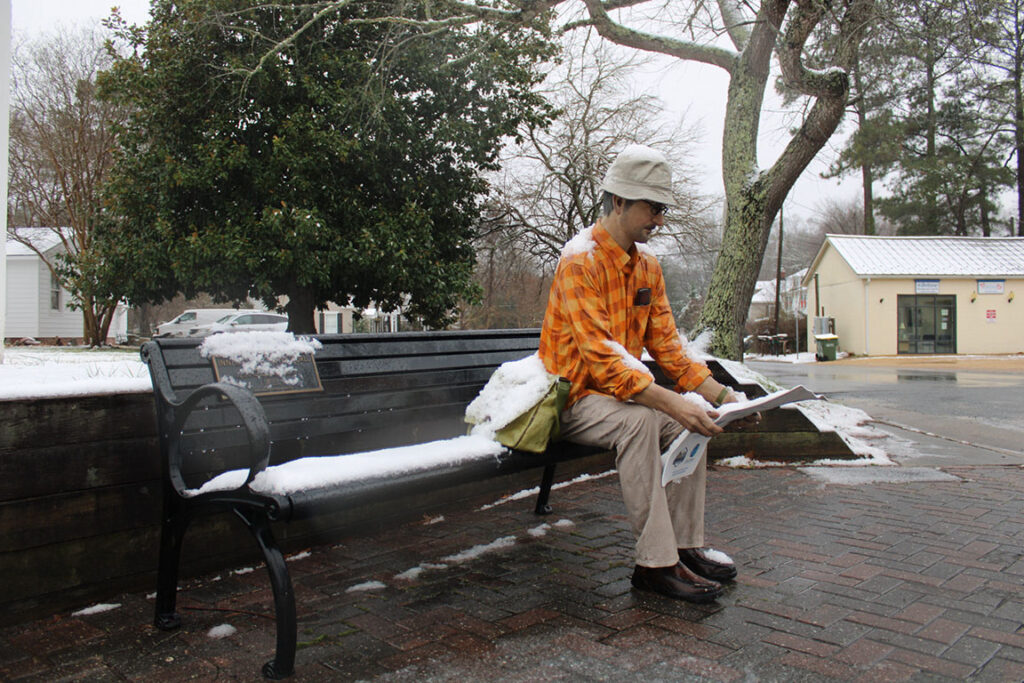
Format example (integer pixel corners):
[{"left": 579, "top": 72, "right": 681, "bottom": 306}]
[
  {"left": 1, "top": 0, "right": 11, "bottom": 362},
  {"left": 863, "top": 277, "right": 871, "bottom": 357}
]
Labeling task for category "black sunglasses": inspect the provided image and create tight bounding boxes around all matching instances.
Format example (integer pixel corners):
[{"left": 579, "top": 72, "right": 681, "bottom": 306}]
[{"left": 643, "top": 200, "right": 668, "bottom": 216}]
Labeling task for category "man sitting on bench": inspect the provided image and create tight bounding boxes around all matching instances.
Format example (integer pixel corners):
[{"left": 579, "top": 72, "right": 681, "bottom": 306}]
[{"left": 538, "top": 145, "right": 747, "bottom": 603}]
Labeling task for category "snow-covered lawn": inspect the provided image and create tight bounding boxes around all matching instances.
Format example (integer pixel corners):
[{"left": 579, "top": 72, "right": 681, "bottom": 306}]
[{"left": 0, "top": 347, "right": 151, "bottom": 400}]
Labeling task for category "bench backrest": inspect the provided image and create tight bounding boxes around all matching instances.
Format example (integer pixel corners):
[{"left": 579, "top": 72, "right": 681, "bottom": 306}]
[{"left": 143, "top": 329, "right": 542, "bottom": 489}]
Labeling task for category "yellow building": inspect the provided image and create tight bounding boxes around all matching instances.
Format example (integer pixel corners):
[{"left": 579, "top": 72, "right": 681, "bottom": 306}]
[{"left": 802, "top": 235, "right": 1024, "bottom": 356}]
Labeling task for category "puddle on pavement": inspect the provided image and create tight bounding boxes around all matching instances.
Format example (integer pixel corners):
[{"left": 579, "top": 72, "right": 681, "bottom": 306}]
[{"left": 896, "top": 372, "right": 957, "bottom": 382}]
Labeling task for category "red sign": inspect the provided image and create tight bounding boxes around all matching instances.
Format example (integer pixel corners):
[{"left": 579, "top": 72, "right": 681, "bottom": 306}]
[{"left": 986, "top": 309, "right": 997, "bottom": 322}]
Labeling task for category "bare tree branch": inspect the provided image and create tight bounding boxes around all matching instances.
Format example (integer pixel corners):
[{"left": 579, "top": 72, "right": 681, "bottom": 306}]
[
  {"left": 581, "top": 0, "right": 738, "bottom": 70},
  {"left": 8, "top": 26, "right": 130, "bottom": 345}
]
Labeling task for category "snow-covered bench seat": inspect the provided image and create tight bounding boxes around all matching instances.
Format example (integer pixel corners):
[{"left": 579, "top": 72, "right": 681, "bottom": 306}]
[{"left": 140, "top": 329, "right": 605, "bottom": 680}]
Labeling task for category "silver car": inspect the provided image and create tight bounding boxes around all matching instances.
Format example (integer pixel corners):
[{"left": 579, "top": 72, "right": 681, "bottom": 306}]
[{"left": 188, "top": 312, "right": 289, "bottom": 337}]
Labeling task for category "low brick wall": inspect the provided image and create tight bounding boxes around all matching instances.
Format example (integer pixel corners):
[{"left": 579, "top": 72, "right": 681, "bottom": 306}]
[{"left": 0, "top": 388, "right": 852, "bottom": 626}]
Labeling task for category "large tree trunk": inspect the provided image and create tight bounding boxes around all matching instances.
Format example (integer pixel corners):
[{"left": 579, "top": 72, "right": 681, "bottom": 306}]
[
  {"left": 79, "top": 296, "right": 117, "bottom": 346},
  {"left": 285, "top": 287, "right": 317, "bottom": 335},
  {"left": 82, "top": 305, "right": 101, "bottom": 347},
  {"left": 697, "top": 0, "right": 867, "bottom": 360},
  {"left": 695, "top": 2, "right": 779, "bottom": 360}
]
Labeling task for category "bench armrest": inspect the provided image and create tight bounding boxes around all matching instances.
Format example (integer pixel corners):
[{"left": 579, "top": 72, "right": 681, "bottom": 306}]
[{"left": 166, "top": 381, "right": 271, "bottom": 498}]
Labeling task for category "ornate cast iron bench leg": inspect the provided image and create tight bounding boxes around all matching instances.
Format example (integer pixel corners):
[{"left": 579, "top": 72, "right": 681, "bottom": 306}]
[
  {"left": 234, "top": 507, "right": 297, "bottom": 680},
  {"left": 154, "top": 496, "right": 188, "bottom": 631}
]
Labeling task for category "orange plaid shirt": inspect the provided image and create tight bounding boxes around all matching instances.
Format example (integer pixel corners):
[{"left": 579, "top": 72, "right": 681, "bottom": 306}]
[{"left": 539, "top": 220, "right": 711, "bottom": 408}]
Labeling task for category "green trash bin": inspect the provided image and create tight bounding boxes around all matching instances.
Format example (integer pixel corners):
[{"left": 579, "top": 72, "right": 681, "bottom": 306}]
[{"left": 815, "top": 334, "right": 838, "bottom": 361}]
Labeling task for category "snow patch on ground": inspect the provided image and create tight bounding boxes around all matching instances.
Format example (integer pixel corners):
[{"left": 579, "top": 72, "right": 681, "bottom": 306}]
[
  {"left": 346, "top": 580, "right": 387, "bottom": 593},
  {"left": 700, "top": 548, "right": 733, "bottom": 566},
  {"left": 478, "top": 470, "right": 617, "bottom": 510},
  {"left": 390, "top": 519, "right": 578, "bottom": 585},
  {"left": 442, "top": 536, "right": 516, "bottom": 564},
  {"left": 393, "top": 566, "right": 427, "bottom": 582},
  {"left": 207, "top": 624, "right": 237, "bottom": 639},
  {"left": 71, "top": 603, "right": 121, "bottom": 617}
]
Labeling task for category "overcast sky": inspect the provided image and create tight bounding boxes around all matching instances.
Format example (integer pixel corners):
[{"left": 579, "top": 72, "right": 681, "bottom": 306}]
[
  {"left": 9, "top": 0, "right": 860, "bottom": 229},
  {"left": 11, "top": 0, "right": 151, "bottom": 32}
]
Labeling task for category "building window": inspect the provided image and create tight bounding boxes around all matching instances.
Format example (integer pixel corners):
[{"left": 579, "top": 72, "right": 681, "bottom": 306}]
[{"left": 50, "top": 273, "right": 61, "bottom": 310}]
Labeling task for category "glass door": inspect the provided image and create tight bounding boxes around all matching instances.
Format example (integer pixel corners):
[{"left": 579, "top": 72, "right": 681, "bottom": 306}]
[
  {"left": 897, "top": 296, "right": 916, "bottom": 354},
  {"left": 897, "top": 295, "right": 956, "bottom": 354}
]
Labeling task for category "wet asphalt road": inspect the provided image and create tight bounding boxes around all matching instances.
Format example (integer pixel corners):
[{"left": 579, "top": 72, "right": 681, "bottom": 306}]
[{"left": 746, "top": 359, "right": 1024, "bottom": 468}]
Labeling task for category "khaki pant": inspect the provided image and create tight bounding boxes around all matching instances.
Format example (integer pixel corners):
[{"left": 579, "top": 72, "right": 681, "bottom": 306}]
[{"left": 558, "top": 393, "right": 705, "bottom": 568}]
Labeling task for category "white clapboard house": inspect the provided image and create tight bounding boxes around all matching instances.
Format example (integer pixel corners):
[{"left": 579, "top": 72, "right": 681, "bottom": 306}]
[{"left": 4, "top": 229, "right": 127, "bottom": 343}]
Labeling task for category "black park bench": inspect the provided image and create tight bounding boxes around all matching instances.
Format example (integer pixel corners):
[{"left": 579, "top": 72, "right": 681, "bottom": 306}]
[{"left": 141, "top": 329, "right": 615, "bottom": 679}]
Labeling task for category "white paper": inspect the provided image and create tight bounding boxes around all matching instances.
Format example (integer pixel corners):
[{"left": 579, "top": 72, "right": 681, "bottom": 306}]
[{"left": 660, "top": 385, "right": 819, "bottom": 485}]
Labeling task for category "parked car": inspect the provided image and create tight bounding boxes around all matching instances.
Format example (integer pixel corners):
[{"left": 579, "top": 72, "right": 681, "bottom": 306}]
[
  {"left": 154, "top": 309, "right": 261, "bottom": 338},
  {"left": 188, "top": 312, "right": 290, "bottom": 338}
]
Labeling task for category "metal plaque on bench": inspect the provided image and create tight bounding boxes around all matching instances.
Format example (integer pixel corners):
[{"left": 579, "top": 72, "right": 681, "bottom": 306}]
[{"left": 211, "top": 354, "right": 324, "bottom": 396}]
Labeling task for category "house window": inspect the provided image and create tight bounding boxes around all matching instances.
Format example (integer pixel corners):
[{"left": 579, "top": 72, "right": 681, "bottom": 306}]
[{"left": 50, "top": 273, "right": 61, "bottom": 310}]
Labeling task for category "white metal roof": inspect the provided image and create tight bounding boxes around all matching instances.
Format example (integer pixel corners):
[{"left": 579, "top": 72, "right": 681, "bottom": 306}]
[
  {"left": 808, "top": 235, "right": 1024, "bottom": 280},
  {"left": 6, "top": 228, "right": 68, "bottom": 257}
]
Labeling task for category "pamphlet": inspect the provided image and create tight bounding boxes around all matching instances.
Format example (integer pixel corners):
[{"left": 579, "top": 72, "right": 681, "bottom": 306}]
[{"left": 660, "top": 385, "right": 819, "bottom": 485}]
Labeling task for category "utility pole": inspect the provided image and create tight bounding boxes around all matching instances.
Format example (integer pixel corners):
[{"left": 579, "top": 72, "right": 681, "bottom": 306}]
[{"left": 773, "top": 206, "right": 784, "bottom": 335}]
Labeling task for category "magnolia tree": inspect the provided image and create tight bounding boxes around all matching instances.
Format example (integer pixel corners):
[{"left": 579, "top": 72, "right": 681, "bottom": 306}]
[{"left": 99, "top": 1, "right": 557, "bottom": 333}]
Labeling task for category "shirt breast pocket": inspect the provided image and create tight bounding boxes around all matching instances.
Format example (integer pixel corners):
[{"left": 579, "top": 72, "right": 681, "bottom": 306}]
[{"left": 631, "top": 288, "right": 652, "bottom": 338}]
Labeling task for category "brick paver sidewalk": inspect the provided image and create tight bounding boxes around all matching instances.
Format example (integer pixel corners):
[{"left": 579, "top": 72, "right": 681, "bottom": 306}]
[{"left": 2, "top": 464, "right": 1022, "bottom": 682}]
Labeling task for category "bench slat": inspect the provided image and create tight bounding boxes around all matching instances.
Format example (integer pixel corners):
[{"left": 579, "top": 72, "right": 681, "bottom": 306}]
[{"left": 174, "top": 378, "right": 483, "bottom": 432}]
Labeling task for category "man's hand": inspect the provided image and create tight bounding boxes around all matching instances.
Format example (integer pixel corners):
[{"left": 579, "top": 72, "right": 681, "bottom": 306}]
[
  {"left": 720, "top": 390, "right": 762, "bottom": 430},
  {"left": 633, "top": 382, "right": 723, "bottom": 437}
]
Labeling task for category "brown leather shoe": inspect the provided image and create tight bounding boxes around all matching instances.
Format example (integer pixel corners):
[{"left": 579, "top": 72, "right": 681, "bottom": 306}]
[
  {"left": 631, "top": 563, "right": 723, "bottom": 603},
  {"left": 678, "top": 547, "right": 738, "bottom": 582}
]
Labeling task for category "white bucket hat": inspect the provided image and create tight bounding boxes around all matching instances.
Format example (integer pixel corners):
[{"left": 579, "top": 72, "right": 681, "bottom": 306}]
[{"left": 600, "top": 144, "right": 675, "bottom": 206}]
